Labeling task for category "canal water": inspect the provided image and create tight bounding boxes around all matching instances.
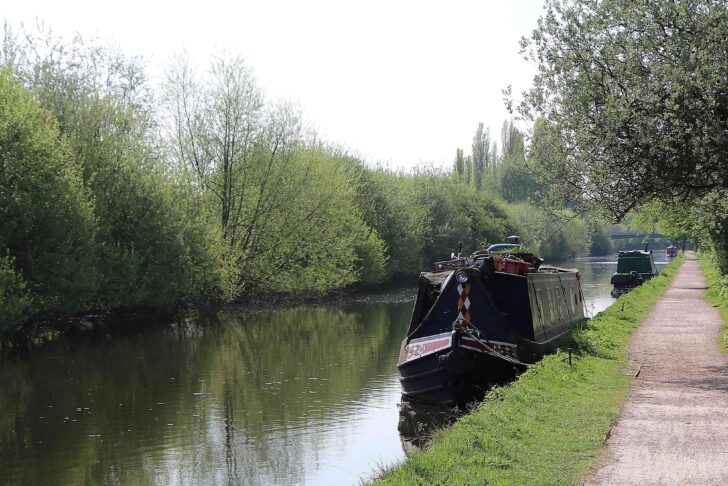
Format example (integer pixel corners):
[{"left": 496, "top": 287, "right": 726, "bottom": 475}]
[{"left": 0, "top": 253, "right": 671, "bottom": 485}]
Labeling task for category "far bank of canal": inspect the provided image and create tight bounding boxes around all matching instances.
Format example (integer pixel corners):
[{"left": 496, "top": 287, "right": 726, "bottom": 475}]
[{"left": 0, "top": 253, "right": 672, "bottom": 485}]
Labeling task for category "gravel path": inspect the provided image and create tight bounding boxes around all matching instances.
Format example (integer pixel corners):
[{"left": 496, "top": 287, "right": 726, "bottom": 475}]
[{"left": 586, "top": 253, "right": 728, "bottom": 486}]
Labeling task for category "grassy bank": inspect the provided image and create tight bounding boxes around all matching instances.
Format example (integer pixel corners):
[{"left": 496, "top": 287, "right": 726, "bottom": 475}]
[
  {"left": 698, "top": 253, "right": 728, "bottom": 353},
  {"left": 375, "top": 255, "right": 684, "bottom": 486}
]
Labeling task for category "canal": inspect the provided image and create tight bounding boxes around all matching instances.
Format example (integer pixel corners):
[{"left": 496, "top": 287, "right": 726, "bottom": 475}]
[{"left": 0, "top": 253, "right": 671, "bottom": 485}]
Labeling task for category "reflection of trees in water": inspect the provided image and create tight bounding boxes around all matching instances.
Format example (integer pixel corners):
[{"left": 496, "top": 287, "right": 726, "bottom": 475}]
[
  {"left": 0, "top": 302, "right": 410, "bottom": 485},
  {"left": 556, "top": 257, "right": 617, "bottom": 315},
  {"left": 187, "top": 304, "right": 409, "bottom": 484}
]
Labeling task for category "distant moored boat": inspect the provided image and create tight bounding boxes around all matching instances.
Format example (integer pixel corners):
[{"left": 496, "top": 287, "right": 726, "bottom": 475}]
[{"left": 610, "top": 249, "right": 658, "bottom": 298}]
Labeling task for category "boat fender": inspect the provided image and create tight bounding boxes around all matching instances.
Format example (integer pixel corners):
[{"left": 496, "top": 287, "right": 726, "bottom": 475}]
[{"left": 629, "top": 271, "right": 642, "bottom": 283}]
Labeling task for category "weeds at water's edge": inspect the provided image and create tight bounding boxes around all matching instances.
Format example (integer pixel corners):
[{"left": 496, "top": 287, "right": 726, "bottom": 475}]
[
  {"left": 373, "top": 255, "right": 684, "bottom": 486},
  {"left": 697, "top": 253, "right": 728, "bottom": 354},
  {"left": 361, "top": 459, "right": 406, "bottom": 485}
]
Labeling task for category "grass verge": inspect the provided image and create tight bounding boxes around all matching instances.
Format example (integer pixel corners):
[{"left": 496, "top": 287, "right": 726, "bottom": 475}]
[
  {"left": 374, "top": 255, "right": 685, "bottom": 486},
  {"left": 697, "top": 252, "right": 728, "bottom": 353}
]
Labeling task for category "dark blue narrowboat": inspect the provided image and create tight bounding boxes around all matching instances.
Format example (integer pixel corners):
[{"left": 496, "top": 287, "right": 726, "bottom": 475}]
[{"left": 397, "top": 247, "right": 586, "bottom": 407}]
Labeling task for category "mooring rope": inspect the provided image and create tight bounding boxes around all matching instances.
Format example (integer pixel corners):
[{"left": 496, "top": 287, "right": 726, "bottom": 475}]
[{"left": 453, "top": 318, "right": 531, "bottom": 368}]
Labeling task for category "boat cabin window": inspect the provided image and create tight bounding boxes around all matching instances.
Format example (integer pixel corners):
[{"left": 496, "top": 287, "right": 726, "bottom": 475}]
[
  {"left": 556, "top": 287, "right": 565, "bottom": 321},
  {"left": 536, "top": 290, "right": 549, "bottom": 328},
  {"left": 546, "top": 289, "right": 555, "bottom": 324}
]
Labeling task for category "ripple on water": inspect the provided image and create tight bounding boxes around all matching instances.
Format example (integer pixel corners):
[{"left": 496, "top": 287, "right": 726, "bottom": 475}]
[{"left": 1, "top": 259, "right": 618, "bottom": 486}]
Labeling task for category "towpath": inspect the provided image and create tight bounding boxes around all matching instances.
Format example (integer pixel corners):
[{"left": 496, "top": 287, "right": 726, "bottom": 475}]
[{"left": 586, "top": 253, "right": 728, "bottom": 485}]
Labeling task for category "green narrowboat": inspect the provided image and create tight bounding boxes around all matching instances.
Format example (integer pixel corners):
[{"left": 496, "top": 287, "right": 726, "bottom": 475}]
[{"left": 610, "top": 249, "right": 658, "bottom": 297}]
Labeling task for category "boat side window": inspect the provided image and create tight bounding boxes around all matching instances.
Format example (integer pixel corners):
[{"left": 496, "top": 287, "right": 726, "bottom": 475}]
[
  {"left": 546, "top": 289, "right": 554, "bottom": 323},
  {"left": 536, "top": 289, "right": 548, "bottom": 326},
  {"left": 556, "top": 287, "right": 564, "bottom": 321}
]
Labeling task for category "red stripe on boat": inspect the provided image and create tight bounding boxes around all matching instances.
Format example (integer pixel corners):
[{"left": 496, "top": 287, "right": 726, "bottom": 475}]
[{"left": 405, "top": 336, "right": 452, "bottom": 362}]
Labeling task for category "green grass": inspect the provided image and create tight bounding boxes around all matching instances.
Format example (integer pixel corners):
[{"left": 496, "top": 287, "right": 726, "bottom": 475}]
[
  {"left": 698, "top": 252, "right": 728, "bottom": 353},
  {"left": 375, "top": 255, "right": 685, "bottom": 486}
]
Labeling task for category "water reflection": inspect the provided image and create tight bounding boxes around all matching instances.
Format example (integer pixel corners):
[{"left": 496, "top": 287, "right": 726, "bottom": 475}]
[
  {"left": 0, "top": 294, "right": 412, "bottom": 485},
  {"left": 0, "top": 257, "right": 646, "bottom": 485},
  {"left": 566, "top": 255, "right": 619, "bottom": 316},
  {"left": 567, "top": 250, "right": 669, "bottom": 316}
]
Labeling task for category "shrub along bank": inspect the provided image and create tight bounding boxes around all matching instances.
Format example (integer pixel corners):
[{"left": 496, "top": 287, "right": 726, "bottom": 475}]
[
  {"left": 0, "top": 50, "right": 592, "bottom": 340},
  {"left": 375, "top": 255, "right": 684, "bottom": 486},
  {"left": 698, "top": 252, "right": 728, "bottom": 353},
  {"left": 0, "top": 29, "right": 607, "bottom": 340}
]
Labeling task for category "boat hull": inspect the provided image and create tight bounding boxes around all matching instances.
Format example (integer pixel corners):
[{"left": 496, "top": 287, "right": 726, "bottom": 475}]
[
  {"left": 611, "top": 249, "right": 659, "bottom": 297},
  {"left": 397, "top": 254, "right": 585, "bottom": 407},
  {"left": 398, "top": 334, "right": 520, "bottom": 407}
]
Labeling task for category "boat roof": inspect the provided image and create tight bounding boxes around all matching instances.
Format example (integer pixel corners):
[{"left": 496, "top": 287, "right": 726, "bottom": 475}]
[
  {"left": 618, "top": 249, "right": 651, "bottom": 256},
  {"left": 538, "top": 265, "right": 579, "bottom": 274},
  {"left": 420, "top": 270, "right": 452, "bottom": 285},
  {"left": 486, "top": 243, "right": 523, "bottom": 252},
  {"left": 616, "top": 250, "right": 657, "bottom": 274}
]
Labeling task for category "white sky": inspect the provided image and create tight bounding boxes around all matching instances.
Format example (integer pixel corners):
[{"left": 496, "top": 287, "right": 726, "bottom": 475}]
[{"left": 2, "top": 0, "right": 544, "bottom": 170}]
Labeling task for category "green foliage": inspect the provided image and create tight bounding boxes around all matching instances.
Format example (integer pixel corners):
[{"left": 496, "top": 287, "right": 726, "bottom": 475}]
[
  {"left": 631, "top": 201, "right": 705, "bottom": 245},
  {"left": 588, "top": 225, "right": 613, "bottom": 256},
  {"left": 360, "top": 170, "right": 430, "bottom": 279},
  {"left": 450, "top": 118, "right": 603, "bottom": 259},
  {"left": 496, "top": 155, "right": 544, "bottom": 203},
  {"left": 400, "top": 172, "right": 520, "bottom": 270},
  {"left": 471, "top": 123, "right": 493, "bottom": 190},
  {"left": 0, "top": 23, "right": 617, "bottom": 334},
  {"left": 504, "top": 202, "right": 590, "bottom": 260},
  {"left": 630, "top": 196, "right": 728, "bottom": 272},
  {"left": 9, "top": 28, "right": 523, "bottom": 326},
  {"left": 691, "top": 193, "right": 728, "bottom": 274},
  {"left": 519, "top": 0, "right": 728, "bottom": 220},
  {"left": 164, "top": 55, "right": 389, "bottom": 293},
  {"left": 238, "top": 148, "right": 388, "bottom": 293},
  {"left": 0, "top": 29, "right": 237, "bottom": 331},
  {"left": 376, "top": 256, "right": 684, "bottom": 486},
  {"left": 0, "top": 253, "right": 31, "bottom": 332},
  {"left": 452, "top": 148, "right": 466, "bottom": 183},
  {"left": 698, "top": 252, "right": 728, "bottom": 353},
  {"left": 0, "top": 71, "right": 98, "bottom": 323},
  {"left": 500, "top": 119, "right": 524, "bottom": 160}
]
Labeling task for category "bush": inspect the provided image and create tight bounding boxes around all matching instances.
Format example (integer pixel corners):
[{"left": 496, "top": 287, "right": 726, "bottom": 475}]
[{"left": 0, "top": 71, "right": 98, "bottom": 323}]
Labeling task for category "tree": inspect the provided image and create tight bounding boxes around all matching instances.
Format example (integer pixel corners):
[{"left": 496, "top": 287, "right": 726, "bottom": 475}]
[
  {"left": 497, "top": 120, "right": 541, "bottom": 202},
  {"left": 165, "top": 54, "right": 389, "bottom": 292},
  {"left": 2, "top": 27, "right": 237, "bottom": 312},
  {"left": 498, "top": 157, "right": 543, "bottom": 203},
  {"left": 519, "top": 0, "right": 728, "bottom": 220},
  {"left": 453, "top": 148, "right": 466, "bottom": 181},
  {"left": 0, "top": 71, "right": 98, "bottom": 326},
  {"left": 471, "top": 123, "right": 491, "bottom": 189},
  {"left": 501, "top": 120, "right": 524, "bottom": 160},
  {"left": 504, "top": 202, "right": 590, "bottom": 259},
  {"left": 464, "top": 154, "right": 473, "bottom": 187},
  {"left": 164, "top": 53, "right": 267, "bottom": 243}
]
